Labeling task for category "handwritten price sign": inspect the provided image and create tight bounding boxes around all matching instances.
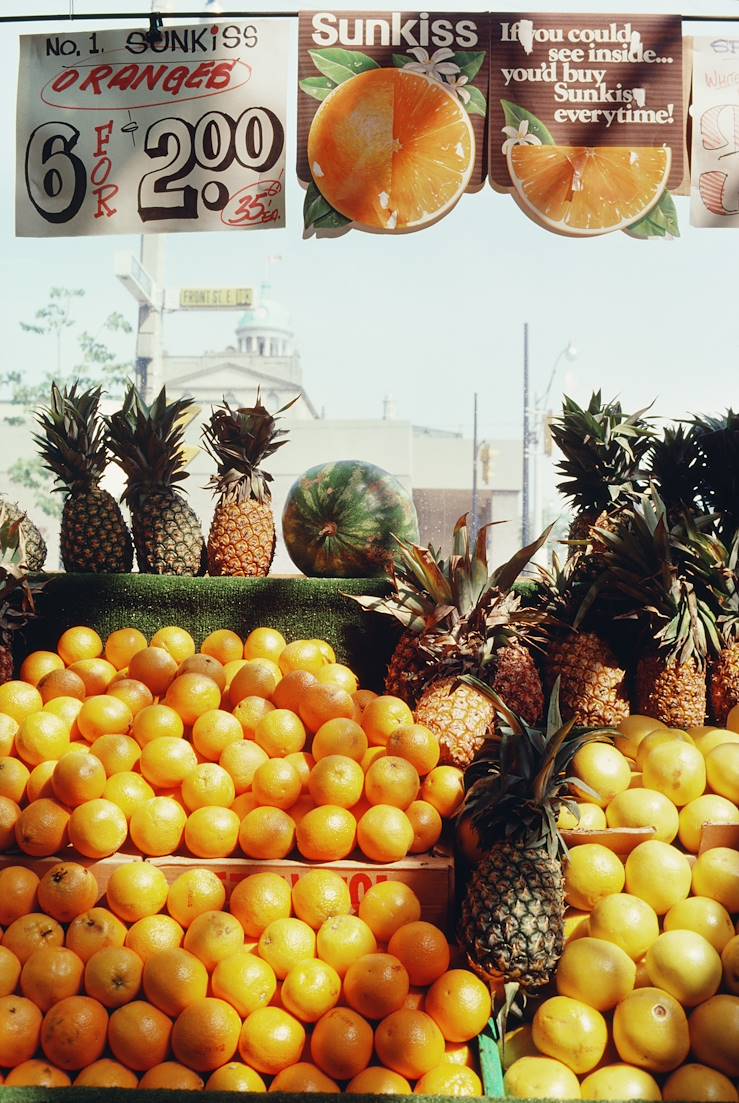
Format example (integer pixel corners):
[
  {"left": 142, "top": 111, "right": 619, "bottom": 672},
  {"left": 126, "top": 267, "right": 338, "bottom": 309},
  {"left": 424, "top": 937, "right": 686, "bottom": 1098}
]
[
  {"left": 16, "top": 20, "right": 289, "bottom": 236},
  {"left": 691, "top": 37, "right": 739, "bottom": 229}
]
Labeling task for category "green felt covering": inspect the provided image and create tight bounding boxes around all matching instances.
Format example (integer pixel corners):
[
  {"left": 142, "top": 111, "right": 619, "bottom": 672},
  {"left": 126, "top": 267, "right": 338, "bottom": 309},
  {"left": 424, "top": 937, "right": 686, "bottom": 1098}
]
[{"left": 15, "top": 575, "right": 399, "bottom": 692}]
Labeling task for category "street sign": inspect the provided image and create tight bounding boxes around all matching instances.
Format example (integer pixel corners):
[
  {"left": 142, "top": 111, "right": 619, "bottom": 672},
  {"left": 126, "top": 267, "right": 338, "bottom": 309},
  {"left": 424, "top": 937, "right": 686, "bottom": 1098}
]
[
  {"left": 114, "top": 251, "right": 160, "bottom": 308},
  {"left": 179, "top": 288, "right": 254, "bottom": 309}
]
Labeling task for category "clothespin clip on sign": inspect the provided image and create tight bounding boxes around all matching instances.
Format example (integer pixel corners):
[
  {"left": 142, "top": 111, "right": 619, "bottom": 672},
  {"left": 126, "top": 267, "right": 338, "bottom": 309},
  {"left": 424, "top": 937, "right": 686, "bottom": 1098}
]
[{"left": 144, "top": 13, "right": 164, "bottom": 47}]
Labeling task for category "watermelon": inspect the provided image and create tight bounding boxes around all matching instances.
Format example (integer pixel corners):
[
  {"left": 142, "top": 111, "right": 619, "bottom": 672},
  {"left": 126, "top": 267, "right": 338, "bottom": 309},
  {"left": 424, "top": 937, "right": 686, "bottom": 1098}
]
[{"left": 282, "top": 460, "right": 420, "bottom": 578}]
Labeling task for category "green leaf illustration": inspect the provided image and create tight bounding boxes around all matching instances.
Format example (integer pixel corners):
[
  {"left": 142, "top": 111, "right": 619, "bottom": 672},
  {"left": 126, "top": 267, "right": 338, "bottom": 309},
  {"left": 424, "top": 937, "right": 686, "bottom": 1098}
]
[
  {"left": 623, "top": 190, "right": 680, "bottom": 240},
  {"left": 453, "top": 51, "right": 486, "bottom": 81},
  {"left": 393, "top": 53, "right": 413, "bottom": 69},
  {"left": 309, "top": 48, "right": 379, "bottom": 85},
  {"left": 501, "top": 100, "right": 555, "bottom": 146},
  {"left": 303, "top": 180, "right": 351, "bottom": 233},
  {"left": 299, "top": 76, "right": 335, "bottom": 102},
  {"left": 465, "top": 86, "right": 487, "bottom": 118}
]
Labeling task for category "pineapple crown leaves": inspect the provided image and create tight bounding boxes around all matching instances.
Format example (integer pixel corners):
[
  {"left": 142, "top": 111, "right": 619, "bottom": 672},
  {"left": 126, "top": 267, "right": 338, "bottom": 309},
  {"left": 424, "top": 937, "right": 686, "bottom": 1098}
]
[
  {"left": 597, "top": 488, "right": 720, "bottom": 666},
  {"left": 647, "top": 423, "right": 703, "bottom": 520},
  {"left": 202, "top": 390, "right": 298, "bottom": 505},
  {"left": 33, "top": 382, "right": 110, "bottom": 494},
  {"left": 676, "top": 520, "right": 739, "bottom": 645},
  {"left": 458, "top": 678, "right": 614, "bottom": 859},
  {"left": 105, "top": 384, "right": 199, "bottom": 505},
  {"left": 691, "top": 409, "right": 739, "bottom": 538},
  {"left": 550, "top": 391, "right": 657, "bottom": 514},
  {"left": 535, "top": 551, "right": 602, "bottom": 633}
]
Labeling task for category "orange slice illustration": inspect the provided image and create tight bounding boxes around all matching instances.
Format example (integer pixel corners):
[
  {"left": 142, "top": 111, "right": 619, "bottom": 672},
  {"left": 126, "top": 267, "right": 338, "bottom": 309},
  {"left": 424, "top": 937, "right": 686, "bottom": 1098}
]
[
  {"left": 307, "top": 68, "right": 475, "bottom": 231},
  {"left": 507, "top": 145, "right": 671, "bottom": 236}
]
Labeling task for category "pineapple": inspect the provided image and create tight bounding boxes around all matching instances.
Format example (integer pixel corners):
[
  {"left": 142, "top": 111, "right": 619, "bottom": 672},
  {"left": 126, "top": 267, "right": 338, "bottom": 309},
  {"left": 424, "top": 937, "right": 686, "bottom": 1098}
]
[
  {"left": 550, "top": 392, "right": 655, "bottom": 576},
  {"left": 647, "top": 424, "right": 703, "bottom": 526},
  {"left": 34, "top": 383, "right": 133, "bottom": 573},
  {"left": 0, "top": 509, "right": 45, "bottom": 683},
  {"left": 0, "top": 497, "right": 46, "bottom": 573},
  {"left": 600, "top": 490, "right": 719, "bottom": 730},
  {"left": 458, "top": 685, "right": 612, "bottom": 990},
  {"left": 692, "top": 410, "right": 739, "bottom": 541},
  {"left": 105, "top": 385, "right": 205, "bottom": 576},
  {"left": 538, "top": 553, "right": 629, "bottom": 727},
  {"left": 202, "top": 392, "right": 295, "bottom": 577}
]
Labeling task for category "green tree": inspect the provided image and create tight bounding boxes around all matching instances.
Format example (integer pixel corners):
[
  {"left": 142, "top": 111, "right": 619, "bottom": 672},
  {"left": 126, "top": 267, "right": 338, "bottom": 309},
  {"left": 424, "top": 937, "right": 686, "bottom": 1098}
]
[{"left": 2, "top": 287, "right": 134, "bottom": 517}]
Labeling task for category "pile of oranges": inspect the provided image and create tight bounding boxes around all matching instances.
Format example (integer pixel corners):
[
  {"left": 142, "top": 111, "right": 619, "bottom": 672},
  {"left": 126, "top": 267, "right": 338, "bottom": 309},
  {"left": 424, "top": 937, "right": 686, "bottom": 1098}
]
[
  {"left": 0, "top": 861, "right": 490, "bottom": 1092},
  {"left": 0, "top": 624, "right": 465, "bottom": 864}
]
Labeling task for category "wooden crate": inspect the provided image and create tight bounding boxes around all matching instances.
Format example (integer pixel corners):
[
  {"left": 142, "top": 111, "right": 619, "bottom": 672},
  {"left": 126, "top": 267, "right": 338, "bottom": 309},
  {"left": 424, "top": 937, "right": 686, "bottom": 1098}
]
[{"left": 0, "top": 848, "right": 141, "bottom": 897}]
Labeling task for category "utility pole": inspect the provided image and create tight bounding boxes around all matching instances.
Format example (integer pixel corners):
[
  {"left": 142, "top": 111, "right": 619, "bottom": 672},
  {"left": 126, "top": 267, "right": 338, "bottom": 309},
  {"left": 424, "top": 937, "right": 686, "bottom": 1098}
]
[
  {"left": 134, "top": 234, "right": 165, "bottom": 402},
  {"left": 522, "top": 322, "right": 531, "bottom": 547},
  {"left": 471, "top": 392, "right": 479, "bottom": 541}
]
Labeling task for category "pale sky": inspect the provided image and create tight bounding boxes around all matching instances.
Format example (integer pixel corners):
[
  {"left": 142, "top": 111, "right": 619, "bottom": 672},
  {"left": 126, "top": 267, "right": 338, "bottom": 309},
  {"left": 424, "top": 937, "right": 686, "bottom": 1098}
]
[{"left": 1, "top": 0, "right": 738, "bottom": 441}]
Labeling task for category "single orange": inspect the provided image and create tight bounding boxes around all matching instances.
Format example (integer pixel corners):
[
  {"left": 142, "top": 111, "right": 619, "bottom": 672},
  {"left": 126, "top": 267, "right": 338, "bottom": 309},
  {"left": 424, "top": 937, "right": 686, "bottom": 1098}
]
[
  {"left": 20, "top": 650, "right": 64, "bottom": 686},
  {"left": 0, "top": 795, "right": 21, "bottom": 851},
  {"left": 357, "top": 804, "right": 414, "bottom": 862},
  {"left": 125, "top": 915, "right": 184, "bottom": 964},
  {"left": 388, "top": 921, "right": 450, "bottom": 986},
  {"left": 0, "top": 866, "right": 39, "bottom": 926},
  {"left": 192, "top": 709, "right": 242, "bottom": 760},
  {"left": 40, "top": 994, "right": 108, "bottom": 1070},
  {"left": 212, "top": 949, "right": 277, "bottom": 1017},
  {"left": 165, "top": 672, "right": 221, "bottom": 726},
  {"left": 220, "top": 738, "right": 268, "bottom": 793},
  {"left": 344, "top": 952, "right": 410, "bottom": 1020},
  {"left": 365, "top": 755, "right": 420, "bottom": 809},
  {"left": 84, "top": 946, "right": 143, "bottom": 1008},
  {"left": 375, "top": 1008, "right": 446, "bottom": 1079},
  {"left": 205, "top": 1062, "right": 266, "bottom": 1092},
  {"left": 15, "top": 712, "right": 70, "bottom": 766},
  {"left": 281, "top": 958, "right": 343, "bottom": 1024},
  {"left": 347, "top": 1066, "right": 411, "bottom": 1094},
  {"left": 421, "top": 765, "right": 465, "bottom": 817},
  {"left": 128, "top": 647, "right": 178, "bottom": 696},
  {"left": 52, "top": 751, "right": 106, "bottom": 806},
  {"left": 243, "top": 627, "right": 287, "bottom": 664},
  {"left": 185, "top": 806, "right": 240, "bottom": 859},
  {"left": 292, "top": 869, "right": 351, "bottom": 931},
  {"left": 252, "top": 758, "right": 302, "bottom": 809},
  {"left": 278, "top": 640, "right": 326, "bottom": 678},
  {"left": 38, "top": 862, "right": 98, "bottom": 923},
  {"left": 308, "top": 68, "right": 474, "bottom": 231},
  {"left": 166, "top": 867, "right": 226, "bottom": 929},
  {"left": 132, "top": 703, "right": 184, "bottom": 747},
  {"left": 406, "top": 799, "right": 443, "bottom": 853},
  {"left": 315, "top": 915, "right": 377, "bottom": 977},
  {"left": 415, "top": 1064, "right": 483, "bottom": 1095},
  {"left": 142, "top": 947, "right": 208, "bottom": 1016},
  {"left": 20, "top": 946, "right": 83, "bottom": 1011},
  {"left": 230, "top": 659, "right": 280, "bottom": 706},
  {"left": 258, "top": 917, "right": 316, "bottom": 980},
  {"left": 386, "top": 723, "right": 440, "bottom": 776},
  {"left": 239, "top": 806, "right": 296, "bottom": 860},
  {"left": 202, "top": 628, "right": 244, "bottom": 664},
  {"left": 353, "top": 689, "right": 378, "bottom": 711},
  {"left": 0, "top": 680, "right": 42, "bottom": 721},
  {"left": 43, "top": 695, "right": 84, "bottom": 733},
  {"left": 178, "top": 653, "right": 227, "bottom": 693},
  {"left": 362, "top": 696, "right": 415, "bottom": 747},
  {"left": 254, "top": 709, "right": 307, "bottom": 758},
  {"left": 313, "top": 717, "right": 368, "bottom": 763},
  {"left": 308, "top": 754, "right": 364, "bottom": 808},
  {"left": 172, "top": 996, "right": 242, "bottom": 1072},
  {"left": 57, "top": 626, "right": 103, "bottom": 665},
  {"left": 103, "top": 772, "right": 155, "bottom": 820},
  {"left": 317, "top": 662, "right": 358, "bottom": 694},
  {"left": 0, "top": 757, "right": 30, "bottom": 803},
  {"left": 299, "top": 683, "right": 355, "bottom": 733},
  {"left": 90, "top": 733, "right": 140, "bottom": 776},
  {"left": 15, "top": 798, "right": 70, "bottom": 857},
  {"left": 38, "top": 668, "right": 86, "bottom": 704},
  {"left": 0, "top": 713, "right": 18, "bottom": 756},
  {"left": 358, "top": 882, "right": 422, "bottom": 942},
  {"left": 223, "top": 658, "right": 247, "bottom": 688},
  {"left": 107, "top": 999, "right": 173, "bottom": 1071},
  {"left": 106, "top": 863, "right": 169, "bottom": 924},
  {"left": 150, "top": 626, "right": 196, "bottom": 664},
  {"left": 239, "top": 1005, "right": 306, "bottom": 1075},
  {"left": 66, "top": 907, "right": 127, "bottom": 963},
  {"left": 425, "top": 968, "right": 492, "bottom": 1042},
  {"left": 271, "top": 1061, "right": 340, "bottom": 1093},
  {"left": 310, "top": 1006, "right": 374, "bottom": 1080},
  {"left": 272, "top": 669, "right": 318, "bottom": 711},
  {"left": 106, "top": 678, "right": 154, "bottom": 717},
  {"left": 104, "top": 627, "right": 148, "bottom": 671},
  {"left": 140, "top": 735, "right": 197, "bottom": 788},
  {"left": 5, "top": 1059, "right": 71, "bottom": 1086},
  {"left": 77, "top": 696, "right": 132, "bottom": 742},
  {"left": 181, "top": 762, "right": 235, "bottom": 810},
  {"left": 232, "top": 696, "right": 274, "bottom": 739},
  {"left": 67, "top": 657, "right": 117, "bottom": 696},
  {"left": 0, "top": 945, "right": 21, "bottom": 997},
  {"left": 74, "top": 1058, "right": 138, "bottom": 1088},
  {"left": 69, "top": 800, "right": 128, "bottom": 859},
  {"left": 0, "top": 995, "right": 43, "bottom": 1068},
  {"left": 139, "top": 1062, "right": 205, "bottom": 1090},
  {"left": 229, "top": 872, "right": 292, "bottom": 939},
  {"left": 183, "top": 910, "right": 245, "bottom": 972},
  {"left": 296, "top": 805, "right": 357, "bottom": 862}
]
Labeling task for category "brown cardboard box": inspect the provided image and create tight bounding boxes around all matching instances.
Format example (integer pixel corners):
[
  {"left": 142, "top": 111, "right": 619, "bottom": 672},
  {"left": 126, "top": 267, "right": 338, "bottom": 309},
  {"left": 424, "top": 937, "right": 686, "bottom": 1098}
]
[
  {"left": 0, "top": 849, "right": 141, "bottom": 898},
  {"left": 699, "top": 822, "right": 739, "bottom": 855},
  {"left": 149, "top": 853, "right": 455, "bottom": 933}
]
